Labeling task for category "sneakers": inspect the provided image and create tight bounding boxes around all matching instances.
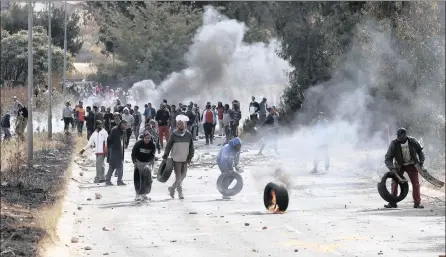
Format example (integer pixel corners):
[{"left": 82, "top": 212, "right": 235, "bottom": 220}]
[
  {"left": 94, "top": 178, "right": 100, "bottom": 183},
  {"left": 117, "top": 181, "right": 126, "bottom": 186},
  {"left": 178, "top": 192, "right": 184, "bottom": 200},
  {"left": 99, "top": 179, "right": 106, "bottom": 183},
  {"left": 384, "top": 203, "right": 397, "bottom": 208},
  {"left": 141, "top": 195, "right": 150, "bottom": 202},
  {"left": 135, "top": 195, "right": 142, "bottom": 202},
  {"left": 168, "top": 187, "right": 175, "bottom": 199},
  {"left": 414, "top": 203, "right": 424, "bottom": 209}
]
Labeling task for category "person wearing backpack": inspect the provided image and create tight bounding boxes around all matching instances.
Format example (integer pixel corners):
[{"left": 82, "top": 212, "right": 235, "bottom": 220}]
[{"left": 202, "top": 104, "right": 215, "bottom": 145}]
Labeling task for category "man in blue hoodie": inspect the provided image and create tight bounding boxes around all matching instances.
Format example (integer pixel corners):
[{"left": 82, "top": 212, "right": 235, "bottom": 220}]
[{"left": 216, "top": 137, "right": 242, "bottom": 199}]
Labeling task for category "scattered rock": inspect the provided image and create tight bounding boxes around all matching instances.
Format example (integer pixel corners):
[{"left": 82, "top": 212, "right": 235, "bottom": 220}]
[
  {"left": 87, "top": 198, "right": 92, "bottom": 201},
  {"left": 294, "top": 249, "right": 298, "bottom": 252},
  {"left": 170, "top": 240, "right": 177, "bottom": 243},
  {"left": 95, "top": 193, "right": 102, "bottom": 199},
  {"left": 103, "top": 253, "right": 109, "bottom": 256},
  {"left": 244, "top": 223, "right": 250, "bottom": 226},
  {"left": 71, "top": 237, "right": 79, "bottom": 243},
  {"left": 252, "top": 249, "right": 258, "bottom": 252},
  {"left": 189, "top": 211, "right": 197, "bottom": 214},
  {"left": 79, "top": 172, "right": 84, "bottom": 176},
  {"left": 77, "top": 206, "right": 82, "bottom": 210},
  {"left": 85, "top": 246, "right": 92, "bottom": 250},
  {"left": 262, "top": 226, "right": 267, "bottom": 230},
  {"left": 102, "top": 227, "right": 110, "bottom": 231},
  {"left": 378, "top": 250, "right": 383, "bottom": 255}
]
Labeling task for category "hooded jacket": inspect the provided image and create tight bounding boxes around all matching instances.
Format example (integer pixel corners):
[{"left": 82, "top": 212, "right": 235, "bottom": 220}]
[
  {"left": 216, "top": 137, "right": 241, "bottom": 172},
  {"left": 163, "top": 129, "right": 194, "bottom": 162},
  {"left": 131, "top": 138, "right": 156, "bottom": 163}
]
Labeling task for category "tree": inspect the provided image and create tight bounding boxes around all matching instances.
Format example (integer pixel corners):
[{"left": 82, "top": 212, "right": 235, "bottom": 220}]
[
  {"left": 88, "top": 1, "right": 202, "bottom": 84},
  {"left": 1, "top": 26, "right": 73, "bottom": 84},
  {"left": 0, "top": 3, "right": 83, "bottom": 56}
]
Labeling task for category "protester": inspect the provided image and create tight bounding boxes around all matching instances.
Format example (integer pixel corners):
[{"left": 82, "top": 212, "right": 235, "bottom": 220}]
[
  {"left": 216, "top": 137, "right": 242, "bottom": 199},
  {"left": 80, "top": 121, "right": 108, "bottom": 183},
  {"left": 156, "top": 103, "right": 170, "bottom": 148},
  {"left": 163, "top": 114, "right": 194, "bottom": 199},
  {"left": 384, "top": 128, "right": 426, "bottom": 209},
  {"left": 103, "top": 107, "right": 113, "bottom": 133},
  {"left": 217, "top": 102, "right": 224, "bottom": 136},
  {"left": 249, "top": 96, "right": 260, "bottom": 121},
  {"left": 85, "top": 106, "right": 96, "bottom": 140},
  {"left": 133, "top": 105, "right": 142, "bottom": 140},
  {"left": 62, "top": 101, "right": 73, "bottom": 134},
  {"left": 144, "top": 102, "right": 156, "bottom": 123},
  {"left": 222, "top": 104, "right": 233, "bottom": 144},
  {"left": 311, "top": 112, "right": 329, "bottom": 173},
  {"left": 15, "top": 103, "right": 28, "bottom": 141},
  {"left": 75, "top": 102, "right": 86, "bottom": 136},
  {"left": 106, "top": 120, "right": 128, "bottom": 186},
  {"left": 231, "top": 100, "right": 242, "bottom": 138},
  {"left": 211, "top": 104, "right": 218, "bottom": 139},
  {"left": 132, "top": 132, "right": 156, "bottom": 202},
  {"left": 258, "top": 97, "right": 268, "bottom": 124},
  {"left": 258, "top": 106, "right": 280, "bottom": 155},
  {"left": 121, "top": 108, "right": 135, "bottom": 149},
  {"left": 202, "top": 104, "right": 215, "bottom": 145}
]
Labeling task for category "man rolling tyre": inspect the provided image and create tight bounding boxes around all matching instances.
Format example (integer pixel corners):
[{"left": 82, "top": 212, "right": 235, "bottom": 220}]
[
  {"left": 132, "top": 132, "right": 156, "bottom": 202},
  {"left": 216, "top": 137, "right": 242, "bottom": 200},
  {"left": 384, "top": 128, "right": 425, "bottom": 209}
]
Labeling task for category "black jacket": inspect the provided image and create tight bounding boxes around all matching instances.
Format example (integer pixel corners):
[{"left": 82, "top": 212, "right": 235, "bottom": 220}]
[
  {"left": 131, "top": 139, "right": 156, "bottom": 163},
  {"left": 86, "top": 111, "right": 95, "bottom": 130},
  {"left": 155, "top": 109, "right": 170, "bottom": 126},
  {"left": 103, "top": 113, "right": 113, "bottom": 131},
  {"left": 384, "top": 137, "right": 425, "bottom": 171},
  {"left": 107, "top": 126, "right": 125, "bottom": 166}
]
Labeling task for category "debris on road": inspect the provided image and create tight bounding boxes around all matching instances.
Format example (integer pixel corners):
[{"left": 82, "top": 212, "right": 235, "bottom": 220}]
[
  {"left": 87, "top": 198, "right": 92, "bottom": 201},
  {"left": 294, "top": 249, "right": 298, "bottom": 252},
  {"left": 264, "top": 181, "right": 289, "bottom": 213},
  {"left": 102, "top": 227, "right": 110, "bottom": 231},
  {"left": 77, "top": 206, "right": 82, "bottom": 210},
  {"left": 262, "top": 226, "right": 267, "bottom": 230},
  {"left": 95, "top": 193, "right": 102, "bottom": 199},
  {"left": 71, "top": 237, "right": 79, "bottom": 243},
  {"left": 170, "top": 240, "right": 177, "bottom": 243},
  {"left": 244, "top": 223, "right": 250, "bottom": 226},
  {"left": 79, "top": 172, "right": 84, "bottom": 176},
  {"left": 189, "top": 211, "right": 198, "bottom": 214},
  {"left": 85, "top": 246, "right": 92, "bottom": 250}
]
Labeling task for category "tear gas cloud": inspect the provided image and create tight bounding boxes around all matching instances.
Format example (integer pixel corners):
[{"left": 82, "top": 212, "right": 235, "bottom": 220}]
[
  {"left": 129, "top": 6, "right": 292, "bottom": 115},
  {"left": 276, "top": 17, "right": 445, "bottom": 176}
]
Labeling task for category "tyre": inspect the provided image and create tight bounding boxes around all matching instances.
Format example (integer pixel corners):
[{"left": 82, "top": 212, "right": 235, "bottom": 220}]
[
  {"left": 264, "top": 181, "right": 289, "bottom": 212},
  {"left": 377, "top": 172, "right": 409, "bottom": 203},
  {"left": 133, "top": 166, "right": 153, "bottom": 194},
  {"left": 216, "top": 172, "right": 243, "bottom": 196},
  {"left": 157, "top": 158, "right": 174, "bottom": 183}
]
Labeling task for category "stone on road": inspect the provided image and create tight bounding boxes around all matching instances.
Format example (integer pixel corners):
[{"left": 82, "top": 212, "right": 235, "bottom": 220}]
[{"left": 47, "top": 137, "right": 445, "bottom": 257}]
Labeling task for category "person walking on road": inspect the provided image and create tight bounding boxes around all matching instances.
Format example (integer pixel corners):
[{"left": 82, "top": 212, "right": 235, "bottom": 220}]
[
  {"left": 121, "top": 108, "right": 135, "bottom": 149},
  {"left": 62, "top": 102, "right": 73, "bottom": 134},
  {"left": 249, "top": 96, "right": 260, "bottom": 122},
  {"left": 163, "top": 114, "right": 194, "bottom": 200},
  {"left": 85, "top": 106, "right": 95, "bottom": 140},
  {"left": 217, "top": 102, "right": 224, "bottom": 136},
  {"left": 202, "top": 104, "right": 215, "bottom": 145},
  {"left": 103, "top": 107, "right": 113, "bottom": 134},
  {"left": 258, "top": 97, "right": 268, "bottom": 125},
  {"left": 222, "top": 104, "right": 233, "bottom": 144},
  {"left": 156, "top": 103, "right": 170, "bottom": 148},
  {"left": 216, "top": 137, "right": 242, "bottom": 199},
  {"left": 105, "top": 120, "right": 128, "bottom": 186},
  {"left": 80, "top": 121, "right": 108, "bottom": 183},
  {"left": 133, "top": 105, "right": 142, "bottom": 140},
  {"left": 75, "top": 102, "right": 86, "bottom": 136},
  {"left": 384, "top": 128, "right": 426, "bottom": 209},
  {"left": 132, "top": 132, "right": 156, "bottom": 202},
  {"left": 258, "top": 107, "right": 280, "bottom": 155}
]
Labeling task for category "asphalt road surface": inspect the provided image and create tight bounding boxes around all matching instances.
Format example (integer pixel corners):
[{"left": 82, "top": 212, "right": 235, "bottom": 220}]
[{"left": 45, "top": 135, "right": 445, "bottom": 257}]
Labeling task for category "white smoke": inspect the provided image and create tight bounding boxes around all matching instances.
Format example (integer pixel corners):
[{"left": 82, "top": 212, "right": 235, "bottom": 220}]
[{"left": 129, "top": 6, "right": 292, "bottom": 114}]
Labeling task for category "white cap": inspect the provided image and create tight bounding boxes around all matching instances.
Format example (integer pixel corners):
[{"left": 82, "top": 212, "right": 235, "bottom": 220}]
[
  {"left": 176, "top": 114, "right": 189, "bottom": 122},
  {"left": 13, "top": 96, "right": 17, "bottom": 99}
]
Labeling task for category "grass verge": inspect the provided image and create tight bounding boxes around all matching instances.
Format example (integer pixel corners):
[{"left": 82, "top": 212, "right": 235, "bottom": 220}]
[{"left": 0, "top": 132, "right": 84, "bottom": 257}]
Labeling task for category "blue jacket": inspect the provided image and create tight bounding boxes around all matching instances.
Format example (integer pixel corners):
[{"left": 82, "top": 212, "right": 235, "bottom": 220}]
[
  {"left": 1, "top": 113, "right": 11, "bottom": 128},
  {"left": 216, "top": 137, "right": 241, "bottom": 172}
]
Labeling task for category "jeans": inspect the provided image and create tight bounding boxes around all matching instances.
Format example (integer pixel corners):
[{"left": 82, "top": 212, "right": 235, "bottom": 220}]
[
  {"left": 63, "top": 117, "right": 72, "bottom": 131},
  {"left": 171, "top": 162, "right": 188, "bottom": 194},
  {"left": 106, "top": 160, "right": 124, "bottom": 183},
  {"left": 77, "top": 121, "right": 84, "bottom": 134},
  {"left": 95, "top": 154, "right": 106, "bottom": 181},
  {"left": 203, "top": 122, "right": 213, "bottom": 144}
]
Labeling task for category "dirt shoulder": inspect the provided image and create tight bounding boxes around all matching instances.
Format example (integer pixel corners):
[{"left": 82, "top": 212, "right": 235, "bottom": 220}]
[{"left": 1, "top": 133, "right": 78, "bottom": 257}]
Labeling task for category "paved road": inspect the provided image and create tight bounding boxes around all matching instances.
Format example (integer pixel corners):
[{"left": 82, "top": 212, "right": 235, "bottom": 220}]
[{"left": 46, "top": 136, "right": 445, "bottom": 257}]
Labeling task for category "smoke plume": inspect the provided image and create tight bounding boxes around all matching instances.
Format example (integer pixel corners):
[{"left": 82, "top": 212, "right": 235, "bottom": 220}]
[{"left": 129, "top": 6, "right": 292, "bottom": 114}]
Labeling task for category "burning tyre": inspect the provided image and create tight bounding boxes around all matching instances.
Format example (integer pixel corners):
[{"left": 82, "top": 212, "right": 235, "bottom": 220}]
[
  {"left": 377, "top": 171, "right": 409, "bottom": 203},
  {"left": 157, "top": 158, "right": 174, "bottom": 183},
  {"left": 134, "top": 166, "right": 153, "bottom": 195},
  {"left": 264, "top": 181, "right": 289, "bottom": 213},
  {"left": 216, "top": 171, "right": 243, "bottom": 196}
]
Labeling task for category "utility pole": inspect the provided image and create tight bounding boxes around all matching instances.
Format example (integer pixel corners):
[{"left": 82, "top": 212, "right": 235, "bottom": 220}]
[
  {"left": 62, "top": 0, "right": 67, "bottom": 103},
  {"left": 47, "top": 1, "right": 52, "bottom": 139},
  {"left": 27, "top": 0, "right": 34, "bottom": 162}
]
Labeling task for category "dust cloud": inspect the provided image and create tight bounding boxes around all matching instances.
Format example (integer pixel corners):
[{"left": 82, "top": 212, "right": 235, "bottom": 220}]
[{"left": 129, "top": 6, "right": 292, "bottom": 115}]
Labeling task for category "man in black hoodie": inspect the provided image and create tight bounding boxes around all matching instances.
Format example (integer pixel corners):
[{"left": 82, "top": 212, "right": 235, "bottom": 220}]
[
  {"left": 156, "top": 103, "right": 170, "bottom": 148},
  {"left": 85, "top": 106, "right": 96, "bottom": 140},
  {"left": 132, "top": 132, "right": 156, "bottom": 202},
  {"left": 106, "top": 120, "right": 127, "bottom": 186}
]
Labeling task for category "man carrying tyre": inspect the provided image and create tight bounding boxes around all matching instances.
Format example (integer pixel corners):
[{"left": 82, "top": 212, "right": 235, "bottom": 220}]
[
  {"left": 216, "top": 137, "right": 242, "bottom": 200},
  {"left": 132, "top": 132, "right": 156, "bottom": 202},
  {"left": 163, "top": 114, "right": 194, "bottom": 200},
  {"left": 384, "top": 128, "right": 425, "bottom": 209}
]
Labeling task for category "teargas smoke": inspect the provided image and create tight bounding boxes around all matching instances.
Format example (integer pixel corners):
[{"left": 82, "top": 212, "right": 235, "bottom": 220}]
[{"left": 128, "top": 6, "right": 292, "bottom": 117}]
